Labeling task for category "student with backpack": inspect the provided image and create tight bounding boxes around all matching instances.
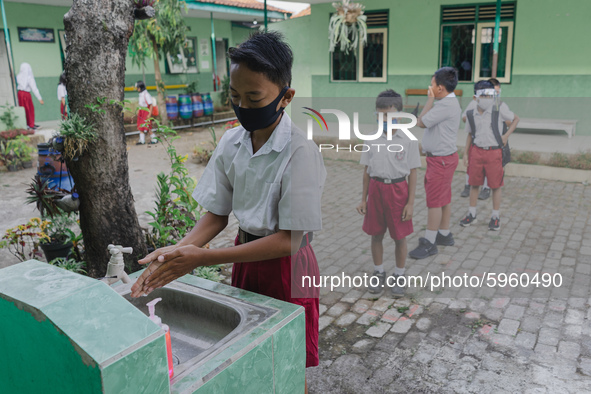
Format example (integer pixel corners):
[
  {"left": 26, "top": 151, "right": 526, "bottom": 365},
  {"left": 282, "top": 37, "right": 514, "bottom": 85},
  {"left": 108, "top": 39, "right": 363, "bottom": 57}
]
[{"left": 460, "top": 80, "right": 520, "bottom": 231}]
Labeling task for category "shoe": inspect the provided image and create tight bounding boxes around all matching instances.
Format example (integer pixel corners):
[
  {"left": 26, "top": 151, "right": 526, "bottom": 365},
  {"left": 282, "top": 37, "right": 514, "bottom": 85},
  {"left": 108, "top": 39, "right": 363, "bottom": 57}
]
[
  {"left": 460, "top": 184, "right": 470, "bottom": 198},
  {"left": 148, "top": 140, "right": 158, "bottom": 144},
  {"left": 460, "top": 213, "right": 477, "bottom": 227},
  {"left": 409, "top": 238, "right": 438, "bottom": 259},
  {"left": 478, "top": 187, "right": 491, "bottom": 200},
  {"left": 489, "top": 217, "right": 501, "bottom": 231},
  {"left": 390, "top": 274, "right": 406, "bottom": 298},
  {"left": 136, "top": 141, "right": 145, "bottom": 145},
  {"left": 368, "top": 270, "right": 386, "bottom": 294},
  {"left": 436, "top": 231, "right": 455, "bottom": 246}
]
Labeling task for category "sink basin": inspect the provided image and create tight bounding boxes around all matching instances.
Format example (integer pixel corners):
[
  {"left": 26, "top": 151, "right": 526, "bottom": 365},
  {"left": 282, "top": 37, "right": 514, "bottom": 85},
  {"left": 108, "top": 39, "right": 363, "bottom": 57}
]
[{"left": 116, "top": 280, "right": 279, "bottom": 383}]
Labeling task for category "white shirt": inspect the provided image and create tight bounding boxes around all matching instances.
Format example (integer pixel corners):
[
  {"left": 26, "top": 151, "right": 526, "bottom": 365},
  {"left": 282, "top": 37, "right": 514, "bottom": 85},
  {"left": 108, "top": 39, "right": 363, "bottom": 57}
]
[
  {"left": 421, "top": 92, "right": 461, "bottom": 156},
  {"left": 192, "top": 112, "right": 326, "bottom": 237},
  {"left": 138, "top": 90, "right": 153, "bottom": 108},
  {"left": 360, "top": 132, "right": 422, "bottom": 179},
  {"left": 16, "top": 63, "right": 42, "bottom": 101},
  {"left": 465, "top": 102, "right": 515, "bottom": 148},
  {"left": 57, "top": 84, "right": 67, "bottom": 101}
]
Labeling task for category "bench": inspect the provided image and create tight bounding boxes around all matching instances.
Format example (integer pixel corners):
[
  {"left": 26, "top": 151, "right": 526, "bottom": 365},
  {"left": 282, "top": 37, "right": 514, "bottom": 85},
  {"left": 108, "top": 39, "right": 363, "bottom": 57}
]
[
  {"left": 516, "top": 118, "right": 577, "bottom": 139},
  {"left": 404, "top": 89, "right": 463, "bottom": 112}
]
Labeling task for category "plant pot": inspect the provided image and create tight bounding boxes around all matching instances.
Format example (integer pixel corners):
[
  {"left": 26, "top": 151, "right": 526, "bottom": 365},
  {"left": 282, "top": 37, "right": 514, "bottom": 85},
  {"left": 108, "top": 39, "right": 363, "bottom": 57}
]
[
  {"left": 21, "top": 160, "right": 33, "bottom": 169},
  {"left": 7, "top": 164, "right": 18, "bottom": 172},
  {"left": 40, "top": 241, "right": 73, "bottom": 263}
]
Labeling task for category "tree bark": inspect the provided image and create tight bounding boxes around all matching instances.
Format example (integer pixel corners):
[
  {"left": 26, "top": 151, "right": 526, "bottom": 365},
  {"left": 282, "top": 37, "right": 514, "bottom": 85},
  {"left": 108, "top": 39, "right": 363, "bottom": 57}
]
[
  {"left": 152, "top": 36, "right": 168, "bottom": 126},
  {"left": 64, "top": 0, "right": 146, "bottom": 277}
]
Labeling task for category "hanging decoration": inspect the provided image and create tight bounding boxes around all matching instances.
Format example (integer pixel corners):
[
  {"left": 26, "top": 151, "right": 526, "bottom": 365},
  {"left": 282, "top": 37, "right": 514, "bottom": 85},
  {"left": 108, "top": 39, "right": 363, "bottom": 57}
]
[{"left": 328, "top": 0, "right": 367, "bottom": 55}]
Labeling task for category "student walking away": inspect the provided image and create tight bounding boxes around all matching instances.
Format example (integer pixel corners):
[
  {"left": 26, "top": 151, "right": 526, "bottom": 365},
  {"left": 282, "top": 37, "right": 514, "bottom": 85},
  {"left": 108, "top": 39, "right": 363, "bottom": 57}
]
[
  {"left": 409, "top": 67, "right": 461, "bottom": 260},
  {"left": 136, "top": 81, "right": 158, "bottom": 145},
  {"left": 460, "top": 80, "right": 519, "bottom": 231},
  {"left": 130, "top": 32, "right": 326, "bottom": 390},
  {"left": 357, "top": 90, "right": 421, "bottom": 297},
  {"left": 57, "top": 72, "right": 68, "bottom": 120},
  {"left": 16, "top": 63, "right": 44, "bottom": 130}
]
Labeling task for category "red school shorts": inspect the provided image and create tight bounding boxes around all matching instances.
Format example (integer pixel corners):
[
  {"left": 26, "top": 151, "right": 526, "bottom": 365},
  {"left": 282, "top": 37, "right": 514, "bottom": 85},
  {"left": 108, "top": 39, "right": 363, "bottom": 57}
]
[
  {"left": 232, "top": 236, "right": 320, "bottom": 368},
  {"left": 362, "top": 178, "right": 413, "bottom": 240},
  {"left": 424, "top": 152, "right": 459, "bottom": 208},
  {"left": 468, "top": 145, "right": 504, "bottom": 189}
]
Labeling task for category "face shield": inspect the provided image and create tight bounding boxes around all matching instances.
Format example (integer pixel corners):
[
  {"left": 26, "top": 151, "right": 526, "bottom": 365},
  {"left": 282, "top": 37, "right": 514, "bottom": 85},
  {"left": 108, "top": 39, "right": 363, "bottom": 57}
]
[{"left": 475, "top": 88, "right": 498, "bottom": 111}]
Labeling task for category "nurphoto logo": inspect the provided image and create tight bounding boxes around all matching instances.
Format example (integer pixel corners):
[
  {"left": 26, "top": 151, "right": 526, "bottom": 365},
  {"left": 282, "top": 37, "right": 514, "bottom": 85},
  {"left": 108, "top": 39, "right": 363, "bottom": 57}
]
[{"left": 303, "top": 107, "right": 418, "bottom": 152}]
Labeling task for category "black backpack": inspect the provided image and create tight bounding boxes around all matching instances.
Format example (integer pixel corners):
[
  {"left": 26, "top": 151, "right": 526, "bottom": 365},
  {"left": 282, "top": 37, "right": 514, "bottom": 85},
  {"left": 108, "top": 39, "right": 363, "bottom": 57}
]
[{"left": 466, "top": 104, "right": 511, "bottom": 167}]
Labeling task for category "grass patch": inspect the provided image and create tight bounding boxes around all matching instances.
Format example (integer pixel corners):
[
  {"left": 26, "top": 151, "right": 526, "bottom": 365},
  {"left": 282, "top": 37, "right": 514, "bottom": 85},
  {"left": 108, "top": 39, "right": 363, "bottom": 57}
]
[{"left": 512, "top": 151, "right": 541, "bottom": 165}]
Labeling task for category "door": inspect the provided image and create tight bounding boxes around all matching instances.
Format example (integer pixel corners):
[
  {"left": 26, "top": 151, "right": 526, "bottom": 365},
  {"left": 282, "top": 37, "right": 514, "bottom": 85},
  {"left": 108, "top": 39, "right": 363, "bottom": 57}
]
[
  {"left": 0, "top": 31, "right": 15, "bottom": 105},
  {"left": 215, "top": 38, "right": 228, "bottom": 78}
]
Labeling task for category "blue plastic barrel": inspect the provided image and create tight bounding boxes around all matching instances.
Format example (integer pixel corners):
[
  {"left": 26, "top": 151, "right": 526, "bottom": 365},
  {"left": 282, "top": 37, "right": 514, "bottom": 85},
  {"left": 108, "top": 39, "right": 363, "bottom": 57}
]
[
  {"left": 37, "top": 143, "right": 75, "bottom": 192},
  {"left": 166, "top": 96, "right": 178, "bottom": 120},
  {"left": 203, "top": 93, "right": 214, "bottom": 116},
  {"left": 178, "top": 94, "right": 193, "bottom": 119}
]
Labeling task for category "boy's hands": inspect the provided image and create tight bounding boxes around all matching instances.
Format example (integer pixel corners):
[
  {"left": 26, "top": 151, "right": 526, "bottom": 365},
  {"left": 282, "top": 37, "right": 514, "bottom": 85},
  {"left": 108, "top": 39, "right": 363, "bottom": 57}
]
[
  {"left": 402, "top": 204, "right": 414, "bottom": 221},
  {"left": 501, "top": 134, "right": 509, "bottom": 146},
  {"left": 463, "top": 152, "right": 469, "bottom": 167},
  {"left": 130, "top": 244, "right": 205, "bottom": 297},
  {"left": 356, "top": 201, "right": 367, "bottom": 215},
  {"left": 427, "top": 86, "right": 435, "bottom": 98}
]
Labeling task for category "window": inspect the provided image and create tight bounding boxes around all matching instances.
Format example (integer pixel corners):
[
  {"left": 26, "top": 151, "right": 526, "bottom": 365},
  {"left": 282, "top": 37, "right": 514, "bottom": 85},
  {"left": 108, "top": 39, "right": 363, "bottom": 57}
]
[
  {"left": 439, "top": 2, "right": 515, "bottom": 83},
  {"left": 331, "top": 11, "right": 388, "bottom": 82},
  {"left": 166, "top": 37, "right": 198, "bottom": 74}
]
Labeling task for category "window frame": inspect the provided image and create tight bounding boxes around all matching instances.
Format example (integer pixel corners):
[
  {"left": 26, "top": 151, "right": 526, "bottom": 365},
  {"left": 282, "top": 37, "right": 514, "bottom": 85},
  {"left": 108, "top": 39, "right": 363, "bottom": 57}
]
[
  {"left": 330, "top": 46, "right": 358, "bottom": 83},
  {"left": 438, "top": 22, "right": 476, "bottom": 83},
  {"left": 473, "top": 21, "right": 514, "bottom": 83},
  {"left": 358, "top": 27, "right": 388, "bottom": 83}
]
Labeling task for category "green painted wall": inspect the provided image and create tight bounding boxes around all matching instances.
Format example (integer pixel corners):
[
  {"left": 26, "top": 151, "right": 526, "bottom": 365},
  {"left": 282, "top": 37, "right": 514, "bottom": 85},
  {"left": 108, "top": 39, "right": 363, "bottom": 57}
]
[
  {"left": 1, "top": 2, "right": 250, "bottom": 122},
  {"left": 272, "top": 0, "right": 591, "bottom": 100}
]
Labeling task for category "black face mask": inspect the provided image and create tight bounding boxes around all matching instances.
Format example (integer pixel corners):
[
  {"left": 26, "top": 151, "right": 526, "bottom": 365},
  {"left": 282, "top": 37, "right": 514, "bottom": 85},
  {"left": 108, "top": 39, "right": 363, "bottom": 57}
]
[{"left": 231, "top": 86, "right": 289, "bottom": 132}]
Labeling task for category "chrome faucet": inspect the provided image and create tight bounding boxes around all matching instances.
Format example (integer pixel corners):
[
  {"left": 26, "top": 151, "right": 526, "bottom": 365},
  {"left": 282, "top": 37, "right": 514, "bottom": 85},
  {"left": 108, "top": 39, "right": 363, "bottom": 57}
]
[{"left": 100, "top": 244, "right": 132, "bottom": 285}]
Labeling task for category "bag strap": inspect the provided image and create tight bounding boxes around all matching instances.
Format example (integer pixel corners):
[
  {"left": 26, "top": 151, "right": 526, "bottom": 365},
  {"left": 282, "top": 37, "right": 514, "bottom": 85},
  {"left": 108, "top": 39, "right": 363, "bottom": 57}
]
[
  {"left": 466, "top": 109, "right": 477, "bottom": 143},
  {"left": 490, "top": 102, "right": 504, "bottom": 148}
]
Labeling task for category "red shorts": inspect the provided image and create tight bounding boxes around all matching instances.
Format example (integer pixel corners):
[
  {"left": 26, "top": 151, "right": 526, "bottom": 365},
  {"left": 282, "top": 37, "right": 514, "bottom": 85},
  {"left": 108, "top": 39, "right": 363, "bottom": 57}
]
[
  {"left": 468, "top": 146, "right": 504, "bottom": 189},
  {"left": 362, "top": 178, "right": 413, "bottom": 240},
  {"left": 60, "top": 102, "right": 67, "bottom": 120},
  {"left": 232, "top": 236, "right": 319, "bottom": 368},
  {"left": 425, "top": 152, "right": 459, "bottom": 208},
  {"left": 137, "top": 109, "right": 152, "bottom": 132}
]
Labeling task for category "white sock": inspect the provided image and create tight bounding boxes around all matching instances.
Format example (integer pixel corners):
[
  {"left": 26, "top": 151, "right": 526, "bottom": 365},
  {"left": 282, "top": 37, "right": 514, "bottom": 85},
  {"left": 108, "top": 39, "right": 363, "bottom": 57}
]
[
  {"left": 425, "top": 230, "right": 437, "bottom": 244},
  {"left": 394, "top": 266, "right": 405, "bottom": 276},
  {"left": 469, "top": 206, "right": 477, "bottom": 217},
  {"left": 465, "top": 173, "right": 470, "bottom": 185},
  {"left": 439, "top": 229, "right": 450, "bottom": 236},
  {"left": 483, "top": 177, "right": 489, "bottom": 189},
  {"left": 150, "top": 133, "right": 157, "bottom": 141},
  {"left": 374, "top": 264, "right": 384, "bottom": 273},
  {"left": 492, "top": 210, "right": 500, "bottom": 219},
  {"left": 139, "top": 132, "right": 145, "bottom": 143}
]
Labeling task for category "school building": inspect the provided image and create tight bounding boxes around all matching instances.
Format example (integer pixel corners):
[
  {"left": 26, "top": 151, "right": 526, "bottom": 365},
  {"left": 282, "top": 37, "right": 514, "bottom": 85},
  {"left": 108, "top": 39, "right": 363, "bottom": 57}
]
[{"left": 1, "top": 0, "right": 591, "bottom": 135}]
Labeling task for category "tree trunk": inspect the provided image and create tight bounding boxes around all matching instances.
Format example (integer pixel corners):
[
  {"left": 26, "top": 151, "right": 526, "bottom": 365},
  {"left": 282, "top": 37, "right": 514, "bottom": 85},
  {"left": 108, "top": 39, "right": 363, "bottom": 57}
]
[
  {"left": 63, "top": 0, "right": 146, "bottom": 277},
  {"left": 152, "top": 36, "right": 168, "bottom": 126}
]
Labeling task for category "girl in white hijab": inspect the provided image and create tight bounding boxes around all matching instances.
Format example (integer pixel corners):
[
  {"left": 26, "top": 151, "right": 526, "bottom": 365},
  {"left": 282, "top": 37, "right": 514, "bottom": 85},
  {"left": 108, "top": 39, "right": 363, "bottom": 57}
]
[{"left": 16, "top": 62, "right": 44, "bottom": 130}]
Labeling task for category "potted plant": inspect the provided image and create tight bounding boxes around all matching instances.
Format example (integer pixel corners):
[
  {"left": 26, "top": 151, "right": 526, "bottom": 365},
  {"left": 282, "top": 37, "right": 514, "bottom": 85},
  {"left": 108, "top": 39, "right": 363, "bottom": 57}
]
[
  {"left": 0, "top": 218, "right": 46, "bottom": 262},
  {"left": 14, "top": 135, "right": 35, "bottom": 168},
  {"left": 328, "top": 0, "right": 367, "bottom": 55},
  {"left": 38, "top": 208, "right": 76, "bottom": 262},
  {"left": 0, "top": 104, "right": 29, "bottom": 139}
]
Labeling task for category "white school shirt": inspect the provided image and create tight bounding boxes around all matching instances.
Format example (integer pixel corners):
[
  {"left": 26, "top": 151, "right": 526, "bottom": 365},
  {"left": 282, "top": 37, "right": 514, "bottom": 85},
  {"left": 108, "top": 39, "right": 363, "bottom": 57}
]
[
  {"left": 16, "top": 63, "right": 42, "bottom": 101},
  {"left": 421, "top": 92, "right": 461, "bottom": 156},
  {"left": 57, "top": 84, "right": 67, "bottom": 101},
  {"left": 465, "top": 102, "right": 515, "bottom": 148},
  {"left": 192, "top": 112, "right": 327, "bottom": 237},
  {"left": 138, "top": 90, "right": 153, "bottom": 108},
  {"left": 360, "top": 132, "right": 422, "bottom": 179}
]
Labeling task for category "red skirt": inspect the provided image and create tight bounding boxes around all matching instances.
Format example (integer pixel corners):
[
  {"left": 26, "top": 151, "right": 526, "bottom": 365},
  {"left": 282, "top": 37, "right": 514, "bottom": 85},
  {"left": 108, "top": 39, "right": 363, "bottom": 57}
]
[
  {"left": 232, "top": 235, "right": 320, "bottom": 368},
  {"left": 60, "top": 102, "right": 67, "bottom": 120},
  {"left": 137, "top": 109, "right": 152, "bottom": 132},
  {"left": 17, "top": 90, "right": 35, "bottom": 128}
]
